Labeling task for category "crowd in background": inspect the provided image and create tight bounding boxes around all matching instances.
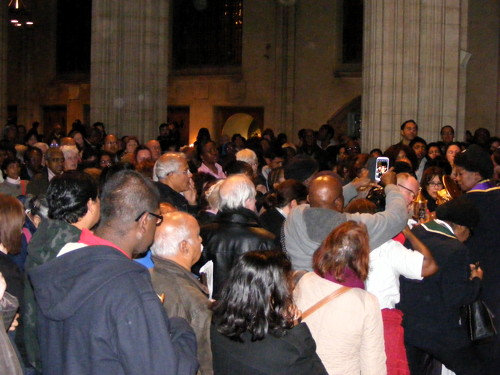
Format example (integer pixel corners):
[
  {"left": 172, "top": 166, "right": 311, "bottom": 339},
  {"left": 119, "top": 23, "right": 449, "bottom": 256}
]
[{"left": 0, "top": 118, "right": 499, "bottom": 375}]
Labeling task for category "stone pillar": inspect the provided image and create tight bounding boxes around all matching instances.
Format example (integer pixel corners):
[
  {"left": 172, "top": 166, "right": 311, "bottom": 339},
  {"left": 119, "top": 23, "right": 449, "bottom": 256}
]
[
  {"left": 273, "top": 2, "right": 296, "bottom": 136},
  {"left": 362, "top": 0, "right": 466, "bottom": 151},
  {"left": 90, "top": 0, "right": 169, "bottom": 142},
  {"left": 0, "top": 3, "right": 7, "bottom": 128}
]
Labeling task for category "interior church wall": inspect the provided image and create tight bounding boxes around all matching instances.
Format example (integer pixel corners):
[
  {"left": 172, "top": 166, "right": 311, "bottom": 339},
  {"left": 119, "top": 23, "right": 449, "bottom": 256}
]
[{"left": 465, "top": 0, "right": 500, "bottom": 136}]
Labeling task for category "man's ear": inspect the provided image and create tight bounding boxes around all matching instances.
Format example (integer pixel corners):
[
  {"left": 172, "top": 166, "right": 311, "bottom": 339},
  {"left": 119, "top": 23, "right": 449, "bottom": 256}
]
[
  {"left": 87, "top": 199, "right": 96, "bottom": 214},
  {"left": 334, "top": 197, "right": 344, "bottom": 212},
  {"left": 179, "top": 240, "right": 190, "bottom": 256}
]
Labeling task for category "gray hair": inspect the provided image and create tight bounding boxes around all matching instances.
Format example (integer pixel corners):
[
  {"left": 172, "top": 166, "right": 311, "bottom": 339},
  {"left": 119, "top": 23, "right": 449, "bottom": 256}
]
[
  {"left": 151, "top": 212, "right": 192, "bottom": 257},
  {"left": 206, "top": 179, "right": 224, "bottom": 211},
  {"left": 236, "top": 148, "right": 257, "bottom": 165},
  {"left": 219, "top": 174, "right": 256, "bottom": 210},
  {"left": 153, "top": 152, "right": 186, "bottom": 181},
  {"left": 60, "top": 145, "right": 79, "bottom": 158}
]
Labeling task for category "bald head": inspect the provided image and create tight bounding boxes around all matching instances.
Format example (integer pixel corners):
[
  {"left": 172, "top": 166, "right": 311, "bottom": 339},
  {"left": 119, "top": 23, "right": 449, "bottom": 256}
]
[
  {"left": 151, "top": 211, "right": 202, "bottom": 268},
  {"left": 308, "top": 175, "right": 344, "bottom": 211}
]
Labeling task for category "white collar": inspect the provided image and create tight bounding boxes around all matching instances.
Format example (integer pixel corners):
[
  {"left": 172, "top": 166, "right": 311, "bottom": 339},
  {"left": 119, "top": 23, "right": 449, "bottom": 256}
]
[{"left": 6, "top": 177, "right": 20, "bottom": 185}]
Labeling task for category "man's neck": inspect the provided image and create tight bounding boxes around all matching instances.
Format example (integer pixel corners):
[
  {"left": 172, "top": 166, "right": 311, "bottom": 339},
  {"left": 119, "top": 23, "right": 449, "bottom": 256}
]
[{"left": 94, "top": 226, "right": 134, "bottom": 258}]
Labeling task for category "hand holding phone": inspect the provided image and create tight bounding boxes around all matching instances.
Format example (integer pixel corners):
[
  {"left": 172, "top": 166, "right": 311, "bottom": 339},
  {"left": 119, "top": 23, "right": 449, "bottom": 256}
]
[{"left": 375, "top": 157, "right": 390, "bottom": 182}]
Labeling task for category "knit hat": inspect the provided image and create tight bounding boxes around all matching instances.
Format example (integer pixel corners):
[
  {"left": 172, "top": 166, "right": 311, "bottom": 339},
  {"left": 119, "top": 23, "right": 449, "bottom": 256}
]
[
  {"left": 284, "top": 157, "right": 318, "bottom": 183},
  {"left": 436, "top": 195, "right": 479, "bottom": 229},
  {"left": 454, "top": 144, "right": 493, "bottom": 179}
]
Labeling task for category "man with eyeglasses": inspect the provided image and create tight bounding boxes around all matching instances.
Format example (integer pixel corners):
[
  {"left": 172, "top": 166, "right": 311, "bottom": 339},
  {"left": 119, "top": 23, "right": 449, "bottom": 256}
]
[
  {"left": 396, "top": 172, "right": 420, "bottom": 218},
  {"left": 153, "top": 152, "right": 198, "bottom": 215},
  {"left": 30, "top": 170, "right": 199, "bottom": 375}
]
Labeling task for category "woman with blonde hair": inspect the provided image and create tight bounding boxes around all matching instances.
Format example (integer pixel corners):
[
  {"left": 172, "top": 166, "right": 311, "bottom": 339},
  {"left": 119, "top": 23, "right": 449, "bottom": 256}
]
[{"left": 293, "top": 221, "right": 386, "bottom": 375}]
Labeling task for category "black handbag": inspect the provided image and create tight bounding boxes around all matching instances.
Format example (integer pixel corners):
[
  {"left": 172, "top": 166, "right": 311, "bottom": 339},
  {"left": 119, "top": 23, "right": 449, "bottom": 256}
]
[{"left": 460, "top": 300, "right": 497, "bottom": 342}]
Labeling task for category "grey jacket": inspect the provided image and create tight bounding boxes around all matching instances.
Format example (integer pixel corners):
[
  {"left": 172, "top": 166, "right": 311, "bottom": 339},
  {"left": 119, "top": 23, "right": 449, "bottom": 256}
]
[
  {"left": 284, "top": 184, "right": 407, "bottom": 271},
  {"left": 151, "top": 256, "right": 213, "bottom": 375}
]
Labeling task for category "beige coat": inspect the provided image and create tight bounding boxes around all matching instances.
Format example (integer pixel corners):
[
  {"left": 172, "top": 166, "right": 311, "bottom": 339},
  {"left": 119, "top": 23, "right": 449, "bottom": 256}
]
[{"left": 294, "top": 272, "right": 387, "bottom": 375}]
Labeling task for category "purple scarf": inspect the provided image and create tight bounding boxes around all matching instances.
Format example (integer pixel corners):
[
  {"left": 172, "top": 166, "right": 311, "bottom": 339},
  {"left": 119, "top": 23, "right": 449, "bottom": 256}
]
[{"left": 322, "top": 267, "right": 365, "bottom": 289}]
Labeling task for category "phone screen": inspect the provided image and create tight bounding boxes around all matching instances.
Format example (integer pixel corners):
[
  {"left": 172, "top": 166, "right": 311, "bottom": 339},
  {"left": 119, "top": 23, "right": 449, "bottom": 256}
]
[{"left": 375, "top": 158, "right": 389, "bottom": 181}]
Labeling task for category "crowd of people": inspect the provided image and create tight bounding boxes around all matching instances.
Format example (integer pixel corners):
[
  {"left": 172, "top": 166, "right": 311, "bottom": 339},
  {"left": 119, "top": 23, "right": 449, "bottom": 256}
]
[{"left": 0, "top": 118, "right": 499, "bottom": 375}]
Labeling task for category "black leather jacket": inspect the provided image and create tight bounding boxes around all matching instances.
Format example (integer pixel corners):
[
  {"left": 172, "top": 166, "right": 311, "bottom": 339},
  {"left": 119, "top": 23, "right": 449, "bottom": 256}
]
[{"left": 199, "top": 207, "right": 275, "bottom": 297}]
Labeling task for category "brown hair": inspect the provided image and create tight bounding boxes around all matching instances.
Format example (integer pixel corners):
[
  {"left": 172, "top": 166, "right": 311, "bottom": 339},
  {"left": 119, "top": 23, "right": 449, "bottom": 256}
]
[
  {"left": 344, "top": 198, "right": 377, "bottom": 214},
  {"left": 420, "top": 166, "right": 445, "bottom": 189},
  {"left": 313, "top": 221, "right": 370, "bottom": 282},
  {"left": 0, "top": 194, "right": 24, "bottom": 255}
]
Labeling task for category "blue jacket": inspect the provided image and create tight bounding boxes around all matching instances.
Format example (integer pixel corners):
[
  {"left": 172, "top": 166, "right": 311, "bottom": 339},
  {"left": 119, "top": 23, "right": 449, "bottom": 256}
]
[{"left": 30, "top": 245, "right": 199, "bottom": 375}]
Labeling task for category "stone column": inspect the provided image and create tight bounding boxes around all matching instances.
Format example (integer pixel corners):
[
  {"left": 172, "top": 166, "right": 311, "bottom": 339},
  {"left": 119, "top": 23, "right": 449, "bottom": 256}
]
[
  {"left": 273, "top": 2, "right": 296, "bottom": 136},
  {"left": 362, "top": 0, "right": 466, "bottom": 151},
  {"left": 90, "top": 0, "right": 169, "bottom": 142},
  {"left": 0, "top": 3, "right": 7, "bottom": 128}
]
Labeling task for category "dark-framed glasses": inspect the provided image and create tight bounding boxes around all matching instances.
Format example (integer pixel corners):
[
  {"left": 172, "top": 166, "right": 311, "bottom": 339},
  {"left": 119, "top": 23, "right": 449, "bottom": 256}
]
[
  {"left": 135, "top": 211, "right": 163, "bottom": 226},
  {"left": 397, "top": 184, "right": 417, "bottom": 200}
]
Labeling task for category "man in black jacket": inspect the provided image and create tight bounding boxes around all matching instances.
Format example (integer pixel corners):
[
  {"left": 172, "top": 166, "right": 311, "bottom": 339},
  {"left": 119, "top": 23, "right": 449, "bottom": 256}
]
[
  {"left": 198, "top": 174, "right": 275, "bottom": 297},
  {"left": 153, "top": 152, "right": 198, "bottom": 215},
  {"left": 30, "top": 170, "right": 198, "bottom": 375}
]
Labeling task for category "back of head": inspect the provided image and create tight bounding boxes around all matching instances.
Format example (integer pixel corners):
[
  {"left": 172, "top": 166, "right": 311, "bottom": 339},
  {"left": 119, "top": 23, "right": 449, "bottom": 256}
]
[
  {"left": 308, "top": 175, "right": 343, "bottom": 210},
  {"left": 283, "top": 157, "right": 318, "bottom": 183},
  {"left": 218, "top": 174, "right": 256, "bottom": 210},
  {"left": 213, "top": 250, "right": 293, "bottom": 341},
  {"left": 313, "top": 221, "right": 370, "bottom": 282},
  {"left": 263, "top": 179, "right": 307, "bottom": 210},
  {"left": 454, "top": 144, "right": 493, "bottom": 180},
  {"left": 235, "top": 148, "right": 257, "bottom": 165},
  {"left": 151, "top": 211, "right": 195, "bottom": 258},
  {"left": 47, "top": 171, "right": 98, "bottom": 224},
  {"left": 224, "top": 160, "right": 253, "bottom": 177},
  {"left": 153, "top": 152, "right": 185, "bottom": 181},
  {"left": 0, "top": 193, "right": 24, "bottom": 254},
  {"left": 99, "top": 170, "right": 159, "bottom": 230},
  {"left": 344, "top": 198, "right": 377, "bottom": 214}
]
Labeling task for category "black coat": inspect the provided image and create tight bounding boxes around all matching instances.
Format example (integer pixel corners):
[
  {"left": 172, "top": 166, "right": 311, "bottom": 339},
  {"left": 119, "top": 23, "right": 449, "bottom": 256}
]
[
  {"left": 198, "top": 208, "right": 275, "bottom": 297},
  {"left": 398, "top": 221, "right": 480, "bottom": 352},
  {"left": 211, "top": 322, "right": 327, "bottom": 375},
  {"left": 259, "top": 207, "right": 285, "bottom": 246},
  {"left": 155, "top": 181, "right": 198, "bottom": 215},
  {"left": 463, "top": 187, "right": 500, "bottom": 373}
]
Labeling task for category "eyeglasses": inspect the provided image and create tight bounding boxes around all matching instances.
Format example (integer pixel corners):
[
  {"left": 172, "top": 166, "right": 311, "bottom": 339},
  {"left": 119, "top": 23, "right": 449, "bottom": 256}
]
[
  {"left": 135, "top": 211, "right": 163, "bottom": 226},
  {"left": 397, "top": 184, "right": 417, "bottom": 200},
  {"left": 169, "top": 169, "right": 191, "bottom": 176},
  {"left": 428, "top": 181, "right": 443, "bottom": 188}
]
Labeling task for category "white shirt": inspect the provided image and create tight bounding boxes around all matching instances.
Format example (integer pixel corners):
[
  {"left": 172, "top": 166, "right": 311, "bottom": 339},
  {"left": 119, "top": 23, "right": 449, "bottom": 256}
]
[{"left": 366, "top": 239, "right": 424, "bottom": 309}]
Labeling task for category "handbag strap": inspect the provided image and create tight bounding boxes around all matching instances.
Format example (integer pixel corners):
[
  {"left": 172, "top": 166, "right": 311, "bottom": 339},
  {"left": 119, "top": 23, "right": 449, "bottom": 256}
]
[{"left": 301, "top": 286, "right": 350, "bottom": 321}]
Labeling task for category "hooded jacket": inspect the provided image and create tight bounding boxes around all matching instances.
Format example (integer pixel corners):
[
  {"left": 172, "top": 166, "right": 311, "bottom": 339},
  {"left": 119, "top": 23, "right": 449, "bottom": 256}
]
[{"left": 30, "top": 245, "right": 198, "bottom": 375}]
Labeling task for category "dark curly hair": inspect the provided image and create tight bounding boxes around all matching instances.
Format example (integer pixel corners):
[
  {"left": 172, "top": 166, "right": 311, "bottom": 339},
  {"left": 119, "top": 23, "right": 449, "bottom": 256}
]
[
  {"left": 47, "top": 171, "right": 98, "bottom": 223},
  {"left": 212, "top": 250, "right": 295, "bottom": 342}
]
